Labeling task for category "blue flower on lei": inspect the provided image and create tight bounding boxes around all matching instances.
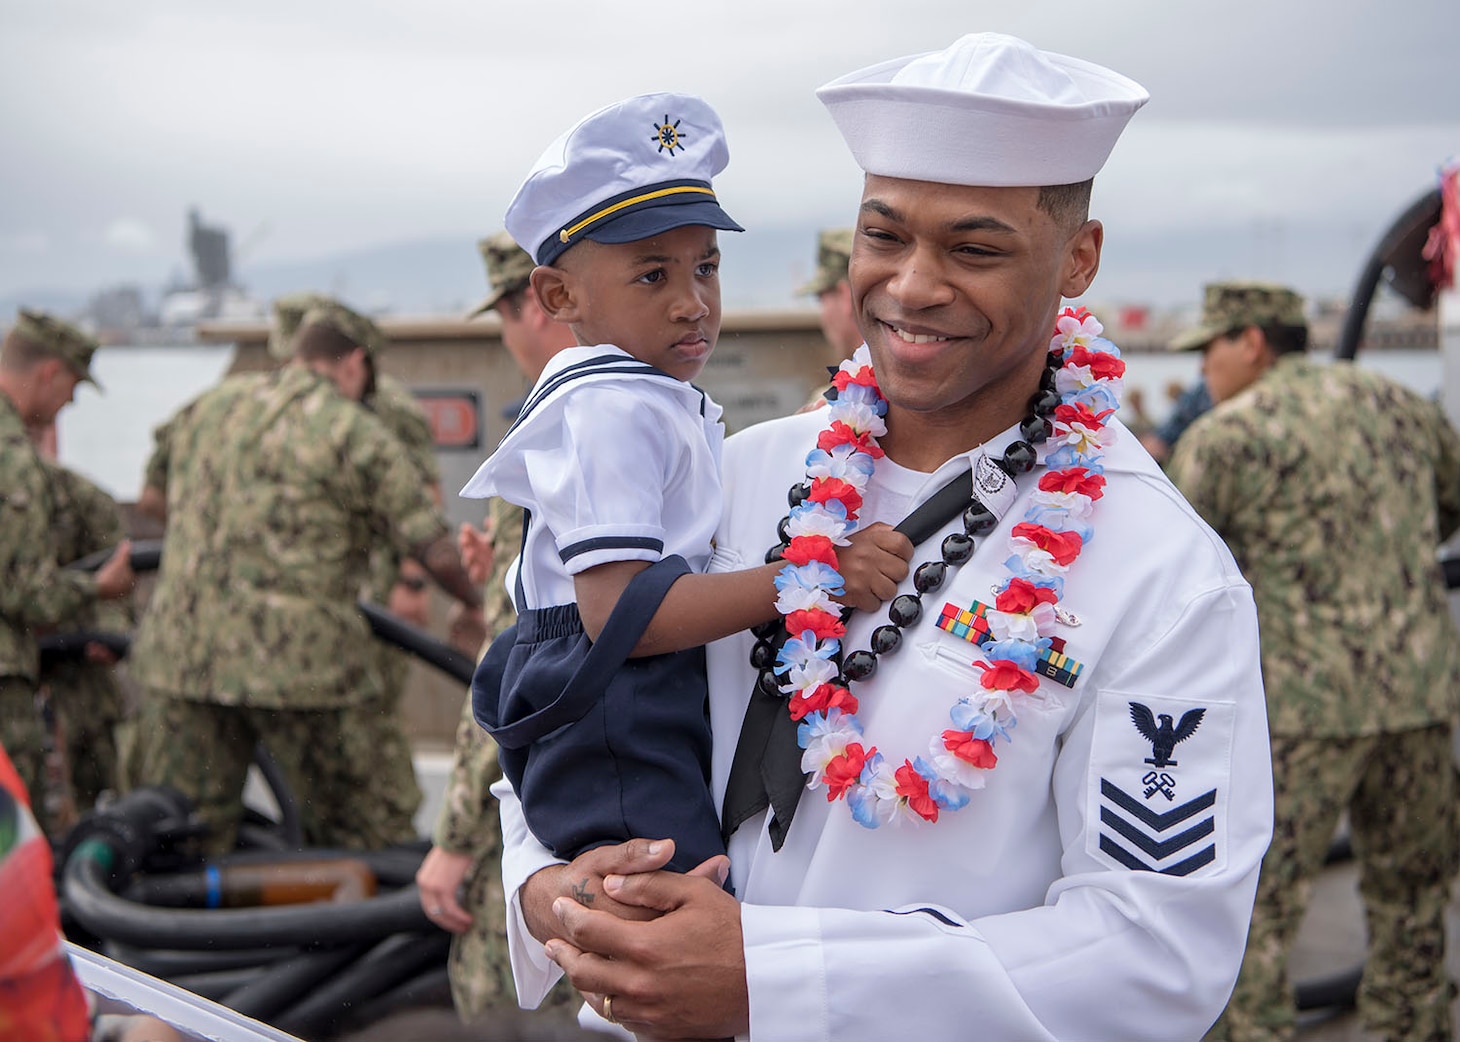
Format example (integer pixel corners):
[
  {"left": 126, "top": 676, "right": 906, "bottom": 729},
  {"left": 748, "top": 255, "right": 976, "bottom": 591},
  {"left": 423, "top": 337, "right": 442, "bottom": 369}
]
[{"left": 949, "top": 700, "right": 1016, "bottom": 745}]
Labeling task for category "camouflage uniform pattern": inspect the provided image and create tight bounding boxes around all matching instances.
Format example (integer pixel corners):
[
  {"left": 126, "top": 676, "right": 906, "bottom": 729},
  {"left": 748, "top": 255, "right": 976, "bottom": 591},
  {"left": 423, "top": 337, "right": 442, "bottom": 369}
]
[
  {"left": 350, "top": 371, "right": 442, "bottom": 846},
  {"left": 1169, "top": 280, "right": 1306, "bottom": 352},
  {"left": 0, "top": 392, "right": 96, "bottom": 809},
  {"left": 795, "top": 227, "right": 854, "bottom": 297},
  {"left": 130, "top": 365, "right": 447, "bottom": 854},
  {"left": 1168, "top": 352, "right": 1460, "bottom": 1041},
  {"left": 40, "top": 459, "right": 133, "bottom": 812},
  {"left": 467, "top": 231, "right": 537, "bottom": 318},
  {"left": 1209, "top": 727, "right": 1455, "bottom": 1042}
]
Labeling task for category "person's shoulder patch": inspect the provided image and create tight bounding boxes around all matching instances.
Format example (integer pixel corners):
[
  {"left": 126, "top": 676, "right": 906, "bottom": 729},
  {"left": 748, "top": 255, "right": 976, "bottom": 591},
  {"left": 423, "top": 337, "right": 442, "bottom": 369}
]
[{"left": 1085, "top": 689, "right": 1235, "bottom": 875}]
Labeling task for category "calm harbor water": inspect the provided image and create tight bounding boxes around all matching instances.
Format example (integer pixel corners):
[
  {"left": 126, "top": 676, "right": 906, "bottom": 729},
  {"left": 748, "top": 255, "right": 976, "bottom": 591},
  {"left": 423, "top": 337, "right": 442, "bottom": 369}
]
[{"left": 53, "top": 341, "right": 1444, "bottom": 504}]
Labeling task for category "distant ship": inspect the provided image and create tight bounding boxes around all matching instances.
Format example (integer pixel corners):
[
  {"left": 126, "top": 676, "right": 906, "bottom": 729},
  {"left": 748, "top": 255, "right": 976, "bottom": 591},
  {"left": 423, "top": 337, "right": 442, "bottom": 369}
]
[{"left": 86, "top": 207, "right": 265, "bottom": 345}]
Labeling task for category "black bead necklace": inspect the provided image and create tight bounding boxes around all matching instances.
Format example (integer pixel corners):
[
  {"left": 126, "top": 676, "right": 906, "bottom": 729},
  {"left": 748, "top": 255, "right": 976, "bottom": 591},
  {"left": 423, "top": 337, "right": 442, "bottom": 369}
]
[{"left": 749, "top": 349, "right": 1064, "bottom": 695}]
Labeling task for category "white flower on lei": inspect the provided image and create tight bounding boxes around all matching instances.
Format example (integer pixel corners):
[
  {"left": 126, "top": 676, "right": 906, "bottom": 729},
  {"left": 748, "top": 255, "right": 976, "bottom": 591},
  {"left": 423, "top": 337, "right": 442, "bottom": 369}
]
[
  {"left": 773, "top": 561, "right": 844, "bottom": 615},
  {"left": 785, "top": 501, "right": 855, "bottom": 544},
  {"left": 1004, "top": 543, "right": 1071, "bottom": 580},
  {"left": 987, "top": 602, "right": 1056, "bottom": 642},
  {"left": 781, "top": 655, "right": 839, "bottom": 694},
  {"left": 925, "top": 735, "right": 992, "bottom": 790},
  {"left": 804, "top": 443, "right": 877, "bottom": 484},
  {"left": 1052, "top": 309, "right": 1104, "bottom": 351},
  {"left": 1030, "top": 488, "right": 1095, "bottom": 521},
  {"left": 847, "top": 754, "right": 900, "bottom": 829},
  {"left": 1052, "top": 417, "right": 1117, "bottom": 458},
  {"left": 798, "top": 708, "right": 863, "bottom": 780},
  {"left": 829, "top": 398, "right": 888, "bottom": 438}
]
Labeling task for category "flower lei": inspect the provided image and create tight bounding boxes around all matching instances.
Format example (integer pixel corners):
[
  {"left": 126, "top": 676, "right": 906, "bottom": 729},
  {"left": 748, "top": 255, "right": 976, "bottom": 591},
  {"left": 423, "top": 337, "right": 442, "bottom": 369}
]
[{"left": 773, "top": 307, "right": 1125, "bottom": 828}]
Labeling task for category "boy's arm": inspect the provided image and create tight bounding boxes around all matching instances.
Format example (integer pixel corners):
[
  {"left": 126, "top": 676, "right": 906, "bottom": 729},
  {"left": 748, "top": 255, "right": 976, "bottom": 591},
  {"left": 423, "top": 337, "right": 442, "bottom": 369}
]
[{"left": 573, "top": 522, "right": 912, "bottom": 656}]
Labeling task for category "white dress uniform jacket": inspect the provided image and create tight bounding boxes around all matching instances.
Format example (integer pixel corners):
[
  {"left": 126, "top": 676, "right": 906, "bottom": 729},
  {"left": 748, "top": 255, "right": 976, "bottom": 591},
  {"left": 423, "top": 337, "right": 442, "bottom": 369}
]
[{"left": 496, "top": 408, "right": 1273, "bottom": 1042}]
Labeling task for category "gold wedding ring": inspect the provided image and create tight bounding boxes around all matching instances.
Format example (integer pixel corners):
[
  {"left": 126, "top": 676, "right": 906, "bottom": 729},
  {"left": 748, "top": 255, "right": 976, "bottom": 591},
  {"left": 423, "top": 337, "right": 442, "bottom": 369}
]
[{"left": 603, "top": 994, "right": 617, "bottom": 1023}]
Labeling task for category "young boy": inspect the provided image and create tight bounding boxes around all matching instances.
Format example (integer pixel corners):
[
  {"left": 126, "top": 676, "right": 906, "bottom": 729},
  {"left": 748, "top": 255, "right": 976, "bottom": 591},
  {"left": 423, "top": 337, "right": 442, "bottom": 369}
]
[{"left": 463, "top": 92, "right": 909, "bottom": 876}]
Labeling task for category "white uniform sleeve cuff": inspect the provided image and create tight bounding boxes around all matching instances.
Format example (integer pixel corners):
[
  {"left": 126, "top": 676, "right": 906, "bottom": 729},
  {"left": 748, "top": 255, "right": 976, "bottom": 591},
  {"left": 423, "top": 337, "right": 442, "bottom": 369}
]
[
  {"left": 740, "top": 903, "right": 827, "bottom": 1041},
  {"left": 492, "top": 774, "right": 567, "bottom": 1007}
]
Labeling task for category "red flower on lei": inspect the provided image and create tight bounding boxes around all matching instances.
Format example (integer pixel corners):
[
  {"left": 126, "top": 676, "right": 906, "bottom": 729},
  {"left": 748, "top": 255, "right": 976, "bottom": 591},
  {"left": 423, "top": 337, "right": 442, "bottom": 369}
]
[
  {"left": 818, "top": 420, "right": 885, "bottom": 458},
  {"left": 995, "top": 576, "right": 1058, "bottom": 614},
  {"left": 943, "top": 729, "right": 999, "bottom": 769},
  {"left": 1068, "top": 343, "right": 1127, "bottom": 381},
  {"left": 974, "top": 659, "right": 1040, "bottom": 694},
  {"left": 894, "top": 760, "right": 940, "bottom": 822},
  {"left": 1010, "top": 522, "right": 1084, "bottom": 566},
  {"left": 823, "top": 742, "right": 871, "bottom": 800},
  {"left": 785, "top": 609, "right": 846, "bottom": 642},
  {"left": 782, "top": 535, "right": 839, "bottom": 568},
  {"left": 1038, "top": 467, "right": 1106, "bottom": 500},
  {"left": 809, "top": 477, "right": 864, "bottom": 517}
]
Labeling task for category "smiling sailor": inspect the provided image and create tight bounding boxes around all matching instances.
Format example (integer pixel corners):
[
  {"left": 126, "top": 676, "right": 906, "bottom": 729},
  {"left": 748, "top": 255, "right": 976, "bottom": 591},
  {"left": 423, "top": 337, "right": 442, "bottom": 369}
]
[{"left": 494, "top": 35, "right": 1273, "bottom": 1042}]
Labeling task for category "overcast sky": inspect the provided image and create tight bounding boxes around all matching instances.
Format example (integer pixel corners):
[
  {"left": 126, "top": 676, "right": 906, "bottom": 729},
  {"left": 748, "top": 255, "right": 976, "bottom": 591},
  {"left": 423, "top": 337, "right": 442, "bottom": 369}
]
[{"left": 2, "top": 0, "right": 1457, "bottom": 311}]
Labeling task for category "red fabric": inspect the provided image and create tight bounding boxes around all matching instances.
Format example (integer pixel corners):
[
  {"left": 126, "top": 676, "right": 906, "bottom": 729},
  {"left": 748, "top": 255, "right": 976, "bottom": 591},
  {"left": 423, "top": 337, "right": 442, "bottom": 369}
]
[
  {"left": 0, "top": 745, "right": 91, "bottom": 1042},
  {"left": 1423, "top": 162, "right": 1459, "bottom": 291}
]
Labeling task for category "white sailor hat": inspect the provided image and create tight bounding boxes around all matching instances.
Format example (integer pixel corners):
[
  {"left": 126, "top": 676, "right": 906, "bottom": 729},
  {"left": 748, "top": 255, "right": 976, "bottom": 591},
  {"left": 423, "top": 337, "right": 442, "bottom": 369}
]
[
  {"left": 506, "top": 91, "right": 744, "bottom": 266},
  {"left": 817, "top": 33, "right": 1148, "bottom": 188}
]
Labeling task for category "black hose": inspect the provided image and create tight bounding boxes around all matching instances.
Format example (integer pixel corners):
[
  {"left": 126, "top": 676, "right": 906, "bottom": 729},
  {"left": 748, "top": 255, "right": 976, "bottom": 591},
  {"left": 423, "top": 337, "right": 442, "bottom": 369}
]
[
  {"left": 36, "top": 630, "right": 132, "bottom": 667},
  {"left": 63, "top": 849, "right": 431, "bottom": 950},
  {"left": 331, "top": 963, "right": 453, "bottom": 1036},
  {"left": 358, "top": 601, "right": 475, "bottom": 684},
  {"left": 215, "top": 846, "right": 427, "bottom": 889},
  {"left": 165, "top": 966, "right": 271, "bottom": 1002},
  {"left": 223, "top": 943, "right": 373, "bottom": 1024},
  {"left": 103, "top": 941, "right": 300, "bottom": 978},
  {"left": 1334, "top": 187, "right": 1443, "bottom": 361},
  {"left": 63, "top": 536, "right": 475, "bottom": 681},
  {"left": 251, "top": 742, "right": 305, "bottom": 850},
  {"left": 272, "top": 931, "right": 452, "bottom": 1040},
  {"left": 1295, "top": 963, "right": 1364, "bottom": 1012},
  {"left": 65, "top": 538, "right": 163, "bottom": 574}
]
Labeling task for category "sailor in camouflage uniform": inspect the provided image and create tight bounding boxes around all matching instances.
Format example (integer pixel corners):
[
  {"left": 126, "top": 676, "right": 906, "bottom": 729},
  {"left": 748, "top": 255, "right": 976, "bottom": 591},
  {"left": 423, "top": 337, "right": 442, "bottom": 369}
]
[
  {"left": 36, "top": 453, "right": 134, "bottom": 816},
  {"left": 1166, "top": 281, "right": 1460, "bottom": 1042},
  {"left": 415, "top": 232, "right": 579, "bottom": 1022},
  {"left": 0, "top": 311, "right": 135, "bottom": 837},
  {"left": 130, "top": 303, "right": 485, "bottom": 856},
  {"left": 266, "top": 294, "right": 440, "bottom": 847}
]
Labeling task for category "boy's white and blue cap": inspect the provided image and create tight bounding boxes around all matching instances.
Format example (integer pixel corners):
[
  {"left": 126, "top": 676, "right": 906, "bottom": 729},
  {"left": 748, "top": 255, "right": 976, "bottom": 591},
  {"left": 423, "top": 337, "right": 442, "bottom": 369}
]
[
  {"left": 817, "top": 33, "right": 1148, "bottom": 187},
  {"left": 506, "top": 91, "right": 743, "bottom": 266}
]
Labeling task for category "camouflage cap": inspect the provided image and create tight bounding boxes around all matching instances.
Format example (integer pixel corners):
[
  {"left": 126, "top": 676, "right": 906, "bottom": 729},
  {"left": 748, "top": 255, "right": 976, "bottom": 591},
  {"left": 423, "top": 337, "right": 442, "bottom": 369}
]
[
  {"left": 467, "top": 231, "right": 535, "bottom": 318},
  {"left": 796, "top": 228, "right": 855, "bottom": 297},
  {"left": 295, "top": 300, "right": 389, "bottom": 360},
  {"left": 1170, "top": 281, "right": 1307, "bottom": 352},
  {"left": 268, "top": 292, "right": 338, "bottom": 360},
  {"left": 9, "top": 308, "right": 102, "bottom": 389}
]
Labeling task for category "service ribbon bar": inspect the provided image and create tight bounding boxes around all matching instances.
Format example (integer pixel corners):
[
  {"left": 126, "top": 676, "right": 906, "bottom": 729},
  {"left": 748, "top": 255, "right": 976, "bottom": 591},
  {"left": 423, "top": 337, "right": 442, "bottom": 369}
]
[{"left": 936, "top": 601, "right": 1084, "bottom": 689}]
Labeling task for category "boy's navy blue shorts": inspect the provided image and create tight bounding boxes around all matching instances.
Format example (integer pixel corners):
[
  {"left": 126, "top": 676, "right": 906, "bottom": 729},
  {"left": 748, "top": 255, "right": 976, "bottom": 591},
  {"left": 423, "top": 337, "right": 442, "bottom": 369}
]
[{"left": 472, "top": 556, "right": 726, "bottom": 875}]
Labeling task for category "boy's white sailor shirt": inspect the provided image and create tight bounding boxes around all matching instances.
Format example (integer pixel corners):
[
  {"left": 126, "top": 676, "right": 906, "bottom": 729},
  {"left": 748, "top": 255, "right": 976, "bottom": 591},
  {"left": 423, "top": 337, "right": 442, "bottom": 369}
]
[{"left": 461, "top": 344, "right": 724, "bottom": 608}]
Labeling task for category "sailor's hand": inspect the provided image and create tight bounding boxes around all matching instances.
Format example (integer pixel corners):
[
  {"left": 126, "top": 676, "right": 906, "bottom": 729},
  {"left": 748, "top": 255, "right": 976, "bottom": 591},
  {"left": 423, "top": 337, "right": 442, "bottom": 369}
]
[
  {"left": 547, "top": 854, "right": 747, "bottom": 1039},
  {"left": 94, "top": 540, "right": 136, "bottom": 601},
  {"left": 836, "top": 522, "right": 912, "bottom": 612},
  {"left": 416, "top": 846, "right": 474, "bottom": 934},
  {"left": 519, "top": 839, "right": 729, "bottom": 943}
]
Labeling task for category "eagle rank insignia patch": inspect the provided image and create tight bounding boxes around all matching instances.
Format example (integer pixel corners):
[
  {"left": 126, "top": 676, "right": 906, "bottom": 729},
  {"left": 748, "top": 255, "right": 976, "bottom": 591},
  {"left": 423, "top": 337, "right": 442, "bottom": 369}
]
[{"left": 1086, "top": 690, "right": 1235, "bottom": 876}]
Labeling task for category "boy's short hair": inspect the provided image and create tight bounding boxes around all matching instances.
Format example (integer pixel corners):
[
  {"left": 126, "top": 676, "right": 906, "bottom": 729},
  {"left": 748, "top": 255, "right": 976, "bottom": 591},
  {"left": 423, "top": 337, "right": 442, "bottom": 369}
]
[{"left": 506, "top": 91, "right": 743, "bottom": 267}]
